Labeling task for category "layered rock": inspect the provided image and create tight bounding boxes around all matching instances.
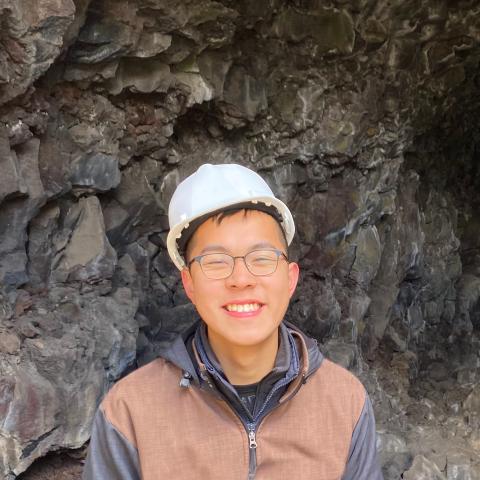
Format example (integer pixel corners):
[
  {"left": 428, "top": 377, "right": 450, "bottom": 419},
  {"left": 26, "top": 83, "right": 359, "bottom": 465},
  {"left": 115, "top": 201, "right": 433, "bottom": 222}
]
[
  {"left": 0, "top": 286, "right": 138, "bottom": 478},
  {"left": 1, "top": 0, "right": 480, "bottom": 478}
]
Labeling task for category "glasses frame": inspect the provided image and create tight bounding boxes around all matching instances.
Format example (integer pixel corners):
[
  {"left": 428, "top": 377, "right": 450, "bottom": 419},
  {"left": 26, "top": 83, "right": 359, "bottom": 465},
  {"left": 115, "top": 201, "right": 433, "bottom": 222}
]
[{"left": 187, "top": 249, "right": 289, "bottom": 280}]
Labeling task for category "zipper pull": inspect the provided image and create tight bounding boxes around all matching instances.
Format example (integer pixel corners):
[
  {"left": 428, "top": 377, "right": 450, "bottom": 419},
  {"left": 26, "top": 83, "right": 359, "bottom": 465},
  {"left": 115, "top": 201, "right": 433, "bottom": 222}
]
[
  {"left": 179, "top": 371, "right": 192, "bottom": 388},
  {"left": 248, "top": 429, "right": 257, "bottom": 449}
]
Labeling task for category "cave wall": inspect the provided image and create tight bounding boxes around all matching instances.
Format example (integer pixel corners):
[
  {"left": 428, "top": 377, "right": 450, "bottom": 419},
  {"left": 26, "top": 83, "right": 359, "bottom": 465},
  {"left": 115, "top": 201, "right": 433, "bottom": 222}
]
[{"left": 1, "top": 0, "right": 480, "bottom": 478}]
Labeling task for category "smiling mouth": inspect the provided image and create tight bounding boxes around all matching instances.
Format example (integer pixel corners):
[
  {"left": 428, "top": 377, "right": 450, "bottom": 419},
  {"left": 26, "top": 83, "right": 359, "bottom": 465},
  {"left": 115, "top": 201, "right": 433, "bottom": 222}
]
[{"left": 224, "top": 303, "right": 262, "bottom": 313}]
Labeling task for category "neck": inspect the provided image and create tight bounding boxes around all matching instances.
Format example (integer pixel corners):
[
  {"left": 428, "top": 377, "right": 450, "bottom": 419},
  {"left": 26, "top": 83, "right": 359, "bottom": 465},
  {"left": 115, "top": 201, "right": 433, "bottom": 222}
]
[{"left": 207, "top": 330, "right": 279, "bottom": 385}]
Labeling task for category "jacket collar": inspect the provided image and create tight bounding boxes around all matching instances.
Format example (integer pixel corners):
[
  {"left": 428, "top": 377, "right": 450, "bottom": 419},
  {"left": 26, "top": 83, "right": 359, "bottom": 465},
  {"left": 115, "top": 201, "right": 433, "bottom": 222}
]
[
  {"left": 157, "top": 322, "right": 200, "bottom": 383},
  {"left": 195, "top": 320, "right": 294, "bottom": 385},
  {"left": 158, "top": 318, "right": 323, "bottom": 388}
]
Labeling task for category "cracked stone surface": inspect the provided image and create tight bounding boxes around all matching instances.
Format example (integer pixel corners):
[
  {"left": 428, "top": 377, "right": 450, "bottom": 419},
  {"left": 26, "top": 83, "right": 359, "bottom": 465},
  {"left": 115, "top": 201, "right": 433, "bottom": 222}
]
[{"left": 1, "top": 0, "right": 480, "bottom": 478}]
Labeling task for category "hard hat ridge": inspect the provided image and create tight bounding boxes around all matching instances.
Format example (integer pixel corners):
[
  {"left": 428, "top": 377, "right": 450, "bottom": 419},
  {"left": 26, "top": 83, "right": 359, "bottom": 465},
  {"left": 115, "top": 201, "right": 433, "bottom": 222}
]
[{"left": 166, "top": 163, "right": 295, "bottom": 270}]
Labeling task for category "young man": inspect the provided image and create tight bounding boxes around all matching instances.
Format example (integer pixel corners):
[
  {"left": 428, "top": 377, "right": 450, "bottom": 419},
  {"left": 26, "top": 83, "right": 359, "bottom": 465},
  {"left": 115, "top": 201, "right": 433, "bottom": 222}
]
[{"left": 83, "top": 163, "right": 383, "bottom": 479}]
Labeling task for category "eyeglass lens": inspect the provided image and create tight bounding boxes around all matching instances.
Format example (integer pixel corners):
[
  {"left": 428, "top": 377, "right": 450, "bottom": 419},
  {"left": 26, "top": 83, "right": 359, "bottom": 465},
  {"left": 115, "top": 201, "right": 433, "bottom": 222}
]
[{"left": 199, "top": 250, "right": 282, "bottom": 279}]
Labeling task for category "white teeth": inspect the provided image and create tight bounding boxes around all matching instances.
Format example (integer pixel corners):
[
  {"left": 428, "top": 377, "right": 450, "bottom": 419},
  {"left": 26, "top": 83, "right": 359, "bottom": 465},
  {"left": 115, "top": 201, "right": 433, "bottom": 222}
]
[{"left": 226, "top": 303, "right": 260, "bottom": 312}]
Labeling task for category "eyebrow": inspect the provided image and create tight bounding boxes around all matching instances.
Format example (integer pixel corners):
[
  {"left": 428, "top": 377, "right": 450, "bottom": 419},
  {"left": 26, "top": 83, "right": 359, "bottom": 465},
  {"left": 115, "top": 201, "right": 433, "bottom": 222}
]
[
  {"left": 198, "top": 241, "right": 278, "bottom": 255},
  {"left": 198, "top": 245, "right": 228, "bottom": 255}
]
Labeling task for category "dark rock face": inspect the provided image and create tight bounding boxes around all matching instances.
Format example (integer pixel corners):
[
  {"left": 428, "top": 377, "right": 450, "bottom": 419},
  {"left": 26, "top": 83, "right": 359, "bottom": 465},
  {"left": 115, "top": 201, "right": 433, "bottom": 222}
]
[{"left": 1, "top": 0, "right": 480, "bottom": 478}]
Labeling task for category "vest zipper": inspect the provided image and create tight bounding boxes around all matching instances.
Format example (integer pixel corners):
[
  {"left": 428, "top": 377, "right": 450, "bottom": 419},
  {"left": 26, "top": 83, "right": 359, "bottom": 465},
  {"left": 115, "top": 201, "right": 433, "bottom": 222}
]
[
  {"left": 245, "top": 371, "right": 309, "bottom": 479},
  {"left": 247, "top": 424, "right": 257, "bottom": 480},
  {"left": 199, "top": 376, "right": 258, "bottom": 479},
  {"left": 198, "top": 363, "right": 311, "bottom": 480},
  {"left": 248, "top": 429, "right": 257, "bottom": 448}
]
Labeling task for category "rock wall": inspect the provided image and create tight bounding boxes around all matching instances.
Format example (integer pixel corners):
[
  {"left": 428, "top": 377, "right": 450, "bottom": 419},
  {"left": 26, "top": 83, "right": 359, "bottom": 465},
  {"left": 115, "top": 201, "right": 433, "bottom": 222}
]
[{"left": 1, "top": 0, "right": 480, "bottom": 478}]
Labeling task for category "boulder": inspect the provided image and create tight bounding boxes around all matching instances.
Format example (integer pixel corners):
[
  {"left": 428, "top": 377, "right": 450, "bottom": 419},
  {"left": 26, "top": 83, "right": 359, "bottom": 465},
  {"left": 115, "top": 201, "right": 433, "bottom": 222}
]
[
  {"left": 0, "top": 0, "right": 75, "bottom": 104},
  {"left": 51, "top": 196, "right": 117, "bottom": 282},
  {"left": 403, "top": 455, "right": 444, "bottom": 480}
]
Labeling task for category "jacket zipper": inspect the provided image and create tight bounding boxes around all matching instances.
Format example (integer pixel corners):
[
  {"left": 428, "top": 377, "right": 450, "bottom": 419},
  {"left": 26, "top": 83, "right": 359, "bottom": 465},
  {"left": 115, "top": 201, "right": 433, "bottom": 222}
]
[
  {"left": 199, "top": 370, "right": 258, "bottom": 479},
  {"left": 248, "top": 429, "right": 258, "bottom": 448},
  {"left": 243, "top": 371, "right": 308, "bottom": 480},
  {"left": 247, "top": 424, "right": 257, "bottom": 480},
  {"left": 199, "top": 365, "right": 311, "bottom": 480}
]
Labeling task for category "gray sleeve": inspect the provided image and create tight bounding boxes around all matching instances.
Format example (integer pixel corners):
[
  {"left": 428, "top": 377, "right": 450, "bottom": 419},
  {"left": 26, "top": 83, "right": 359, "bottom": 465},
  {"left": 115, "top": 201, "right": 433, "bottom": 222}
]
[
  {"left": 341, "top": 393, "right": 384, "bottom": 480},
  {"left": 82, "top": 407, "right": 141, "bottom": 480}
]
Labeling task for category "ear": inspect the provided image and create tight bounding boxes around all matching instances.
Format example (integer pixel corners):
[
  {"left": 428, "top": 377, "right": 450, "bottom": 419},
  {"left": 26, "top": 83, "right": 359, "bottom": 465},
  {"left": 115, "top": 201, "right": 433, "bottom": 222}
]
[
  {"left": 181, "top": 268, "right": 196, "bottom": 304},
  {"left": 287, "top": 262, "right": 300, "bottom": 298}
]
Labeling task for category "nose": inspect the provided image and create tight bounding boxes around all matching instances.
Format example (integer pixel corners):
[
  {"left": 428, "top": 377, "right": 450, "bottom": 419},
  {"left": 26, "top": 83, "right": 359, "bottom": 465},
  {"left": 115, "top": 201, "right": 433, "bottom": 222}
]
[{"left": 225, "top": 257, "right": 257, "bottom": 289}]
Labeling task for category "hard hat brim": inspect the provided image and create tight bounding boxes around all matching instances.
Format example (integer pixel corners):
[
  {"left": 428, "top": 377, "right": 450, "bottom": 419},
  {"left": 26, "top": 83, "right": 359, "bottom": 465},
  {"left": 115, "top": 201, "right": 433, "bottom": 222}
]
[{"left": 167, "top": 196, "right": 295, "bottom": 270}]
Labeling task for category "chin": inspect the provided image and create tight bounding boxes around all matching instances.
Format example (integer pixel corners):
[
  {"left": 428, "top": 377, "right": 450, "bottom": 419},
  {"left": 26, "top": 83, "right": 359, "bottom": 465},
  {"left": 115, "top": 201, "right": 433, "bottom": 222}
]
[{"left": 225, "top": 326, "right": 278, "bottom": 348}]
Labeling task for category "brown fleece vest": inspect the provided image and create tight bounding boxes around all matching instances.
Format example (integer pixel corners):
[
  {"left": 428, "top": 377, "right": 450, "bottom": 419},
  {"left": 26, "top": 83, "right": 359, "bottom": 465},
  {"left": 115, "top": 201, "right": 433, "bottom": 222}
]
[{"left": 102, "top": 355, "right": 365, "bottom": 480}]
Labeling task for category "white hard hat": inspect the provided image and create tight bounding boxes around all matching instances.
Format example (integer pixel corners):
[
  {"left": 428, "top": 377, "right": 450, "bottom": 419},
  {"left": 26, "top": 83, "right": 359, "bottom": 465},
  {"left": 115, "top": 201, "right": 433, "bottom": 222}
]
[{"left": 167, "top": 163, "right": 295, "bottom": 270}]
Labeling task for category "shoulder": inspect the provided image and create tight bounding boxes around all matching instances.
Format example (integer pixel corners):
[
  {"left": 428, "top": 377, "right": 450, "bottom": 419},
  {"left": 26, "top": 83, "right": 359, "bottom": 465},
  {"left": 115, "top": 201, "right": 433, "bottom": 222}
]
[
  {"left": 289, "top": 323, "right": 364, "bottom": 400},
  {"left": 308, "top": 358, "right": 367, "bottom": 422},
  {"left": 101, "top": 358, "right": 180, "bottom": 416},
  {"left": 98, "top": 358, "right": 183, "bottom": 442},
  {"left": 317, "top": 358, "right": 365, "bottom": 392}
]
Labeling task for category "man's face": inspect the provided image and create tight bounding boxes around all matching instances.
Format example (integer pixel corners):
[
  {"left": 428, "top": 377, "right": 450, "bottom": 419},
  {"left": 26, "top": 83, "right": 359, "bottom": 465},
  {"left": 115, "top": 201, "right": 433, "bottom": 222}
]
[{"left": 181, "top": 210, "right": 300, "bottom": 352}]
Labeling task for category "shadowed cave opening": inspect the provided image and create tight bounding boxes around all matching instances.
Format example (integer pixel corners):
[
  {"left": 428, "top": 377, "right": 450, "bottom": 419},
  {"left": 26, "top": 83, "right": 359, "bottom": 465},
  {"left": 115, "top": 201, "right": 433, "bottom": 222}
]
[{"left": 368, "top": 77, "right": 480, "bottom": 476}]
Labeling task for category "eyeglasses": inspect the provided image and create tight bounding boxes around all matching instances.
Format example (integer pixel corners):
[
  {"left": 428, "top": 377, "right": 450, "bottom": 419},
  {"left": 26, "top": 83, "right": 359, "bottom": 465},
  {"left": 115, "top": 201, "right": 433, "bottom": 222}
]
[{"left": 188, "top": 249, "right": 288, "bottom": 280}]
